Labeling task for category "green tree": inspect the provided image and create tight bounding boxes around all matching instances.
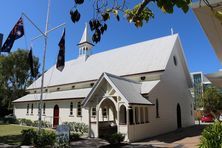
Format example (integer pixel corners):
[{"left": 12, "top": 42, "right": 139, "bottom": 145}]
[
  {"left": 200, "top": 87, "right": 222, "bottom": 120},
  {"left": 0, "top": 49, "right": 39, "bottom": 116}
]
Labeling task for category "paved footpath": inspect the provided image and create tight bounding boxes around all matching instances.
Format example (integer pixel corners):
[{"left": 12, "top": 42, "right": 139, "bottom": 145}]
[
  {"left": 70, "top": 125, "right": 205, "bottom": 148},
  {"left": 128, "top": 125, "right": 206, "bottom": 148}
]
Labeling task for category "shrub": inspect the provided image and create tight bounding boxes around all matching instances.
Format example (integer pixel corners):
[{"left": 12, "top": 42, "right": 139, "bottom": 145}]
[
  {"left": 33, "top": 120, "right": 52, "bottom": 128},
  {"left": 21, "top": 129, "right": 56, "bottom": 147},
  {"left": 0, "top": 115, "right": 18, "bottom": 124},
  {"left": 104, "top": 133, "right": 125, "bottom": 145},
  {"left": 63, "top": 122, "right": 88, "bottom": 135},
  {"left": 18, "top": 118, "right": 33, "bottom": 126},
  {"left": 34, "top": 129, "right": 56, "bottom": 148},
  {"left": 70, "top": 132, "right": 81, "bottom": 141},
  {"left": 199, "top": 121, "right": 222, "bottom": 148},
  {"left": 21, "top": 129, "right": 37, "bottom": 145}
]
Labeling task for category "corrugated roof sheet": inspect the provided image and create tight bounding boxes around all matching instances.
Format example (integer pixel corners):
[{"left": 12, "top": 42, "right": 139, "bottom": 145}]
[
  {"left": 106, "top": 73, "right": 153, "bottom": 105},
  {"left": 13, "top": 88, "right": 91, "bottom": 103},
  {"left": 83, "top": 73, "right": 155, "bottom": 106},
  {"left": 28, "top": 34, "right": 178, "bottom": 90}
]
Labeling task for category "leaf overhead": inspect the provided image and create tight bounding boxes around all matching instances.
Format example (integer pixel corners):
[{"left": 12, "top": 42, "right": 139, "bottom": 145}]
[{"left": 70, "top": 0, "right": 191, "bottom": 43}]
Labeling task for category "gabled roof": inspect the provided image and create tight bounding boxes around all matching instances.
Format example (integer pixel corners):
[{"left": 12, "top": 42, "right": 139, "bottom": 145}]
[
  {"left": 13, "top": 88, "right": 91, "bottom": 103},
  {"left": 28, "top": 34, "right": 178, "bottom": 90},
  {"left": 82, "top": 73, "right": 155, "bottom": 107}
]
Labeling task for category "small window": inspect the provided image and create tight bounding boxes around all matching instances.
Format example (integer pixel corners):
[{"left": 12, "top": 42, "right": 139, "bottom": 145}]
[
  {"left": 72, "top": 85, "right": 75, "bottom": 89},
  {"left": 45, "top": 89, "right": 48, "bottom": 92},
  {"left": 140, "top": 107, "right": 144, "bottom": 123},
  {"left": 70, "top": 102, "right": 73, "bottom": 115},
  {"left": 31, "top": 104, "right": 33, "bottom": 114},
  {"left": 129, "top": 107, "right": 134, "bottom": 125},
  {"left": 156, "top": 99, "right": 160, "bottom": 118},
  {"left": 135, "top": 107, "right": 139, "bottom": 124},
  {"left": 34, "top": 90, "right": 37, "bottom": 93},
  {"left": 140, "top": 76, "right": 146, "bottom": 81},
  {"left": 173, "top": 56, "right": 177, "bottom": 66},
  {"left": 27, "top": 104, "right": 29, "bottom": 114},
  {"left": 57, "top": 87, "right": 60, "bottom": 91},
  {"left": 90, "top": 83, "right": 94, "bottom": 87},
  {"left": 102, "top": 108, "right": 107, "bottom": 117},
  {"left": 145, "top": 107, "right": 149, "bottom": 123},
  {"left": 77, "top": 102, "right": 82, "bottom": 116},
  {"left": 43, "top": 103, "right": 46, "bottom": 115},
  {"left": 91, "top": 107, "right": 96, "bottom": 116}
]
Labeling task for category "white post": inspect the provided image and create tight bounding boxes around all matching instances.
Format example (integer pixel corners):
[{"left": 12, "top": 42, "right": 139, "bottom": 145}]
[
  {"left": 38, "top": 0, "right": 51, "bottom": 132},
  {"left": 96, "top": 104, "right": 99, "bottom": 138},
  {"left": 88, "top": 107, "right": 91, "bottom": 137}
]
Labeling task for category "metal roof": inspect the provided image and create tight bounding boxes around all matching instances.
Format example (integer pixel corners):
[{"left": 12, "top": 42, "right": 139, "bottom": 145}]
[
  {"left": 13, "top": 88, "right": 91, "bottom": 103},
  {"left": 28, "top": 34, "right": 178, "bottom": 90},
  {"left": 83, "top": 73, "right": 155, "bottom": 107}
]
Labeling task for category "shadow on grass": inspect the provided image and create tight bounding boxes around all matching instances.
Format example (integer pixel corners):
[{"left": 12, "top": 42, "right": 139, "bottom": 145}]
[{"left": 0, "top": 134, "right": 22, "bottom": 146}]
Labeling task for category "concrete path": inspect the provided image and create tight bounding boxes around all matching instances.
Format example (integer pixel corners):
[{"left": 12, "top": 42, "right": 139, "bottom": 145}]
[
  {"left": 70, "top": 138, "right": 109, "bottom": 148},
  {"left": 128, "top": 125, "right": 206, "bottom": 148}
]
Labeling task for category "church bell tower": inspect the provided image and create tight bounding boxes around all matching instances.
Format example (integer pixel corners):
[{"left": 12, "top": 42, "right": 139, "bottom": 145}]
[{"left": 78, "top": 23, "right": 94, "bottom": 59}]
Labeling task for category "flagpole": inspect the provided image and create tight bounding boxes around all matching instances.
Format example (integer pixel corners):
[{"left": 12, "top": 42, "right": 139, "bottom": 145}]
[
  {"left": 21, "top": 0, "right": 65, "bottom": 132},
  {"left": 38, "top": 0, "right": 51, "bottom": 132}
]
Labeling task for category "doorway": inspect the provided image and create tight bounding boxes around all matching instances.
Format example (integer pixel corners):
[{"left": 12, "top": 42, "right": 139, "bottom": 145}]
[
  {"left": 53, "top": 104, "right": 59, "bottom": 128},
  {"left": 177, "top": 104, "right": 182, "bottom": 128}
]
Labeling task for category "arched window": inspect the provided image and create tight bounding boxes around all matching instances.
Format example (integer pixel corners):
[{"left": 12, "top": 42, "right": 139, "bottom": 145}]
[
  {"left": 27, "top": 104, "right": 29, "bottom": 114},
  {"left": 119, "top": 105, "right": 126, "bottom": 125},
  {"left": 31, "top": 104, "right": 33, "bottom": 114},
  {"left": 102, "top": 108, "right": 107, "bottom": 117},
  {"left": 70, "top": 102, "right": 73, "bottom": 115},
  {"left": 43, "top": 103, "right": 46, "bottom": 115},
  {"left": 77, "top": 102, "right": 82, "bottom": 116},
  {"left": 156, "top": 99, "right": 160, "bottom": 118},
  {"left": 173, "top": 56, "right": 177, "bottom": 66}
]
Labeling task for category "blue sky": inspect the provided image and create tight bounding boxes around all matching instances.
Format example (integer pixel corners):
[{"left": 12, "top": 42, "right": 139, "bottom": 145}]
[{"left": 0, "top": 0, "right": 221, "bottom": 74}]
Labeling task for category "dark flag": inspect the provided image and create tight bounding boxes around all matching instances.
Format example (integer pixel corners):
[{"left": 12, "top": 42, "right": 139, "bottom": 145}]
[
  {"left": 56, "top": 29, "right": 65, "bottom": 71},
  {"left": 0, "top": 17, "right": 24, "bottom": 52},
  {"left": 28, "top": 48, "right": 35, "bottom": 77}
]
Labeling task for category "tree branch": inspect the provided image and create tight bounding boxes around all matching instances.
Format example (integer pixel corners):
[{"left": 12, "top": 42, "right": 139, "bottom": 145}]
[{"left": 135, "top": 0, "right": 152, "bottom": 16}]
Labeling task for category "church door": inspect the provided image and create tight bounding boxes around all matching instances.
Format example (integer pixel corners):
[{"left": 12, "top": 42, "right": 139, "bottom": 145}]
[
  {"left": 177, "top": 104, "right": 182, "bottom": 128},
  {"left": 53, "top": 105, "right": 59, "bottom": 128}
]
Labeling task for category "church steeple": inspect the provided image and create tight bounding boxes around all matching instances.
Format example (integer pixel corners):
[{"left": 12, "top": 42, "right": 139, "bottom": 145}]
[{"left": 78, "top": 23, "right": 94, "bottom": 57}]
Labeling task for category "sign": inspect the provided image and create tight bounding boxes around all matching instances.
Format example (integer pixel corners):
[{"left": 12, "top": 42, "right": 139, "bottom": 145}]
[{"left": 56, "top": 124, "right": 70, "bottom": 144}]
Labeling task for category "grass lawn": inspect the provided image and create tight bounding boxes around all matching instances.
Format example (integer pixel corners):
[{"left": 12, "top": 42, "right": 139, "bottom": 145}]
[{"left": 0, "top": 124, "right": 34, "bottom": 146}]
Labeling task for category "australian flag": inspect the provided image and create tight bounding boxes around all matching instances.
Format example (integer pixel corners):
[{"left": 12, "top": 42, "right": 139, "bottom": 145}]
[
  {"left": 0, "top": 17, "right": 24, "bottom": 52},
  {"left": 56, "top": 29, "right": 65, "bottom": 71}
]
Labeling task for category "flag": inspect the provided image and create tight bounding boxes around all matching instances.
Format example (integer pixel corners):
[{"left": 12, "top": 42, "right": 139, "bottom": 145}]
[
  {"left": 56, "top": 29, "right": 65, "bottom": 71},
  {"left": 28, "top": 48, "right": 35, "bottom": 77},
  {"left": 0, "top": 17, "right": 24, "bottom": 52}
]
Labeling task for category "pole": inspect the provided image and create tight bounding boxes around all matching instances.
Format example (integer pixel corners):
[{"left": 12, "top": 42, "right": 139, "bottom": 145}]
[{"left": 38, "top": 0, "right": 51, "bottom": 132}]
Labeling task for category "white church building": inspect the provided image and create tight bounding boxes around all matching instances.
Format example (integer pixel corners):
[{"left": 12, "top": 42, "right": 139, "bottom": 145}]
[{"left": 13, "top": 25, "right": 194, "bottom": 142}]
